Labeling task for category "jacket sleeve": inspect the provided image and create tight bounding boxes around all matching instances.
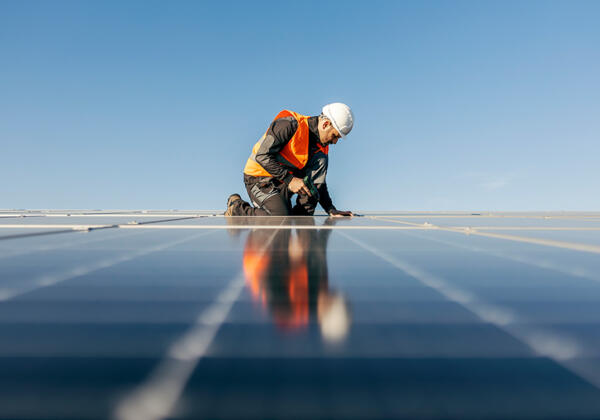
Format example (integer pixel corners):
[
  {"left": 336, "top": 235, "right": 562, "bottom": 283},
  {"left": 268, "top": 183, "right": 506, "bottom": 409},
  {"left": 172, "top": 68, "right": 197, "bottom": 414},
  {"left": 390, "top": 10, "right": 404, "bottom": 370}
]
[
  {"left": 317, "top": 183, "right": 336, "bottom": 214},
  {"left": 254, "top": 117, "right": 297, "bottom": 185}
]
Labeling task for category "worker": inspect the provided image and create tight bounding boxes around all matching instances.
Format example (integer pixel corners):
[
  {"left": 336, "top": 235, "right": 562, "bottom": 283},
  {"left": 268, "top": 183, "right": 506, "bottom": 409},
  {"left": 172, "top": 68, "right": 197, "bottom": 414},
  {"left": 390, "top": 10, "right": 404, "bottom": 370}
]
[{"left": 225, "top": 103, "right": 355, "bottom": 217}]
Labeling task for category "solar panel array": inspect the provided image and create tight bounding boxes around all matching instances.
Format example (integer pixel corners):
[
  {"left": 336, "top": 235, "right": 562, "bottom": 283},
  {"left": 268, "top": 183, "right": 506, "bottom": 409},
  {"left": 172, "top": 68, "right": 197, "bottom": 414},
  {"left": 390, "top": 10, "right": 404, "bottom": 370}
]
[{"left": 1, "top": 210, "right": 600, "bottom": 419}]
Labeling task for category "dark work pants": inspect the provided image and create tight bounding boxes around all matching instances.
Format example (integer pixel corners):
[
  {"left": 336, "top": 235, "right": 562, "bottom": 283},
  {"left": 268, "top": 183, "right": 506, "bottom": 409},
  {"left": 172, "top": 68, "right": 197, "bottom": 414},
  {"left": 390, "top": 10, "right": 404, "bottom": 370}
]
[
  {"left": 229, "top": 176, "right": 319, "bottom": 216},
  {"left": 231, "top": 152, "right": 328, "bottom": 216}
]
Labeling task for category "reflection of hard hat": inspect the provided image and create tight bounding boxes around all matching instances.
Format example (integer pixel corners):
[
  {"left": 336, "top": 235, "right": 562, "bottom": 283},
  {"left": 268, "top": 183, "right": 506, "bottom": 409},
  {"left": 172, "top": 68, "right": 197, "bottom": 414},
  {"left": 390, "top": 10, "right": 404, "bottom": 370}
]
[
  {"left": 288, "top": 235, "right": 304, "bottom": 262},
  {"left": 318, "top": 292, "right": 351, "bottom": 342},
  {"left": 322, "top": 103, "right": 354, "bottom": 137}
]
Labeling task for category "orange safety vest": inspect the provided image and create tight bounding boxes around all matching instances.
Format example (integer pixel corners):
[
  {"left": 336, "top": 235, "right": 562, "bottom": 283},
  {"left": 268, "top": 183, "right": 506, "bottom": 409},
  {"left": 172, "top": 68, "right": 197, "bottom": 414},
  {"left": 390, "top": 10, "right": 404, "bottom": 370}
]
[{"left": 244, "top": 110, "right": 328, "bottom": 177}]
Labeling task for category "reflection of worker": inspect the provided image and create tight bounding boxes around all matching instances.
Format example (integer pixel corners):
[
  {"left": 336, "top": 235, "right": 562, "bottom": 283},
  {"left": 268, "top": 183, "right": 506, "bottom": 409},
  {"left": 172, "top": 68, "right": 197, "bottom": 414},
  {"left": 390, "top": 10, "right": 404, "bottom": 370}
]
[
  {"left": 225, "top": 103, "right": 355, "bottom": 217},
  {"left": 243, "top": 219, "right": 351, "bottom": 342}
]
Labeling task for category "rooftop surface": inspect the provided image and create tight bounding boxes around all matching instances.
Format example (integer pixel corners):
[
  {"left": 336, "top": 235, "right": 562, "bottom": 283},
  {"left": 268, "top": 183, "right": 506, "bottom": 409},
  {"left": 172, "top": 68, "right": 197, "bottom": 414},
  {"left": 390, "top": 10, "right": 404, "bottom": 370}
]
[{"left": 1, "top": 211, "right": 600, "bottom": 419}]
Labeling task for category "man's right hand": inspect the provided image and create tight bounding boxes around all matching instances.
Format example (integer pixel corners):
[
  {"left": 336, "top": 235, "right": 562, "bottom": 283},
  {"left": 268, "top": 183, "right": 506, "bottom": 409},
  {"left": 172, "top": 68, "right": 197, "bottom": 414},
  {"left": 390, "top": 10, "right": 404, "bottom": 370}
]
[{"left": 288, "top": 177, "right": 312, "bottom": 196}]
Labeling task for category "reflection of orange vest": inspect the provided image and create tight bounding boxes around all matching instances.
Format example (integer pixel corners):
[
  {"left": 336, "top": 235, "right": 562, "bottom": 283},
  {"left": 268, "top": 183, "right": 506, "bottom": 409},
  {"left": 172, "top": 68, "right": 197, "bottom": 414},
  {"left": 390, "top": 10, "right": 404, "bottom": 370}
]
[
  {"left": 244, "top": 110, "right": 328, "bottom": 177},
  {"left": 243, "top": 237, "right": 309, "bottom": 330},
  {"left": 243, "top": 248, "right": 269, "bottom": 306},
  {"left": 284, "top": 263, "right": 308, "bottom": 329}
]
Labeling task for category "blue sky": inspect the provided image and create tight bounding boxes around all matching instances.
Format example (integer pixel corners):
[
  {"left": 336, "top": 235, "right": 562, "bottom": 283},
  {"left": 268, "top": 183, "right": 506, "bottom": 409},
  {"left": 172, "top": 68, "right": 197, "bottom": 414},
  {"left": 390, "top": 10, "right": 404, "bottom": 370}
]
[{"left": 1, "top": 0, "right": 598, "bottom": 211}]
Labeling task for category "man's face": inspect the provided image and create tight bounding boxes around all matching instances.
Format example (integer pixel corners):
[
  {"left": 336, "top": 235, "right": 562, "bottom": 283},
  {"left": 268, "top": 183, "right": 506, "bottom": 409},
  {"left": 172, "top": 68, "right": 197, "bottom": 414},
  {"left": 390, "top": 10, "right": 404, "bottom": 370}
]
[{"left": 319, "top": 119, "right": 342, "bottom": 146}]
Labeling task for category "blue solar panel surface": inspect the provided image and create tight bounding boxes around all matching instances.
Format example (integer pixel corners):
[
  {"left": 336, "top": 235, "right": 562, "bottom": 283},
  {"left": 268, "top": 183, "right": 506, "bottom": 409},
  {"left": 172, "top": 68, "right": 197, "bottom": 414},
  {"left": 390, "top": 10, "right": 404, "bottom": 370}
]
[{"left": 1, "top": 211, "right": 600, "bottom": 419}]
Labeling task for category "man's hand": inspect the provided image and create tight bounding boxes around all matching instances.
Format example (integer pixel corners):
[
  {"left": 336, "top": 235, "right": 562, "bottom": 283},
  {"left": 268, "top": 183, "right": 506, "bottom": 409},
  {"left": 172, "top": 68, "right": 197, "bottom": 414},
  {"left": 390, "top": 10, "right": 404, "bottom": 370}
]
[
  {"left": 329, "top": 209, "right": 354, "bottom": 217},
  {"left": 288, "top": 177, "right": 312, "bottom": 196}
]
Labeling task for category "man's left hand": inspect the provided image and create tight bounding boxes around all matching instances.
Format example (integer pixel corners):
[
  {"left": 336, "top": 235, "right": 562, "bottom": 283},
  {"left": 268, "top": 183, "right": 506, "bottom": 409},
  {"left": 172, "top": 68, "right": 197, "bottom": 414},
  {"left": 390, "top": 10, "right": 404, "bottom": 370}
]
[{"left": 329, "top": 209, "right": 354, "bottom": 217}]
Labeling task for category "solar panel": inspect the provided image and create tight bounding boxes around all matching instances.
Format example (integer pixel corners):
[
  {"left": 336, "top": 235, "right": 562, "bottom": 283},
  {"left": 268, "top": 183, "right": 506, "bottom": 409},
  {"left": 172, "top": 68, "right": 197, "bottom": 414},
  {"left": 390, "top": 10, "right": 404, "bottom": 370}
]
[{"left": 1, "top": 211, "right": 600, "bottom": 419}]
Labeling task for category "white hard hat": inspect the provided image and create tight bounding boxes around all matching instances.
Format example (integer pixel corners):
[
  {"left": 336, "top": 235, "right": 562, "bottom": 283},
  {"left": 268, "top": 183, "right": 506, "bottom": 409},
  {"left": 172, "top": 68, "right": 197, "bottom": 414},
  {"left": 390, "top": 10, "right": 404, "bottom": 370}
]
[{"left": 322, "top": 103, "right": 354, "bottom": 137}]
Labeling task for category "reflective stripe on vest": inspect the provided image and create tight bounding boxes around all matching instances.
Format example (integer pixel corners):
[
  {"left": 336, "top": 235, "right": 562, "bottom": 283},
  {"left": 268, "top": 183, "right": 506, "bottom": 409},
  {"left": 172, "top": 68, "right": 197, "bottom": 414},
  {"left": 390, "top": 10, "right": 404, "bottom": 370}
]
[{"left": 243, "top": 110, "right": 328, "bottom": 177}]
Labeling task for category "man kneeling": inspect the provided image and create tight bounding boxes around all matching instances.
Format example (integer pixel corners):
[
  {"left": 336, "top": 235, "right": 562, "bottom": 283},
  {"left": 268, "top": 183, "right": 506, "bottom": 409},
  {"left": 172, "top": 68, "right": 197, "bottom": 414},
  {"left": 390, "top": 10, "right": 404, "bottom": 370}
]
[{"left": 225, "top": 103, "right": 354, "bottom": 217}]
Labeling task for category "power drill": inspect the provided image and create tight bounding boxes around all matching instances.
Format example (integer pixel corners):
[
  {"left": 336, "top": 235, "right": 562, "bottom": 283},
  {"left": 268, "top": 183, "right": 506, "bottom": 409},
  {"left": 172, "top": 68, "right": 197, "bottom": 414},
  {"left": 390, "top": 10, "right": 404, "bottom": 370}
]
[{"left": 303, "top": 176, "right": 319, "bottom": 199}]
